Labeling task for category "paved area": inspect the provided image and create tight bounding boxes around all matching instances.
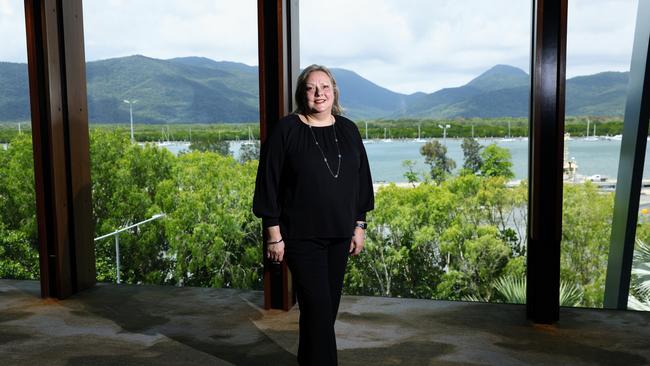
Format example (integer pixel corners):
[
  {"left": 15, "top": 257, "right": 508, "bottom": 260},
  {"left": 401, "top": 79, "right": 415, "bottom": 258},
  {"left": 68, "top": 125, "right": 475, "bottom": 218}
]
[{"left": 1, "top": 279, "right": 649, "bottom": 365}]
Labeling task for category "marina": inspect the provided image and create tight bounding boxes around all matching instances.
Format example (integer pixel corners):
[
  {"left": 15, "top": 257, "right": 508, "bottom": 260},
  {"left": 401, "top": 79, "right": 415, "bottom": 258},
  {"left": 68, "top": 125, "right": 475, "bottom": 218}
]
[{"left": 228, "top": 137, "right": 650, "bottom": 183}]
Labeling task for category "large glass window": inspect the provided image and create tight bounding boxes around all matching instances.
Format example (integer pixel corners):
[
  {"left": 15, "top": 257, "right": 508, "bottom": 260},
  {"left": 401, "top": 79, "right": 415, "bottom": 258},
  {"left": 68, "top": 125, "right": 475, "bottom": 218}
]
[
  {"left": 561, "top": 0, "right": 638, "bottom": 308},
  {"left": 301, "top": 0, "right": 532, "bottom": 303},
  {"left": 0, "top": 2, "right": 39, "bottom": 280},
  {"left": 84, "top": 1, "right": 263, "bottom": 288}
]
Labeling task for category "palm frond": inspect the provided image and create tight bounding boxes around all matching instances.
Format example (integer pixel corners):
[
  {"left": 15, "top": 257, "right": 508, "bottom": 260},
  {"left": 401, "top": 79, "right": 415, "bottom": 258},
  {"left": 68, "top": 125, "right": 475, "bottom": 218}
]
[
  {"left": 632, "top": 239, "right": 650, "bottom": 297},
  {"left": 492, "top": 275, "right": 582, "bottom": 306},
  {"left": 494, "top": 275, "right": 526, "bottom": 304},
  {"left": 462, "top": 294, "right": 489, "bottom": 302},
  {"left": 559, "top": 281, "right": 583, "bottom": 307},
  {"left": 627, "top": 295, "right": 650, "bottom": 311}
]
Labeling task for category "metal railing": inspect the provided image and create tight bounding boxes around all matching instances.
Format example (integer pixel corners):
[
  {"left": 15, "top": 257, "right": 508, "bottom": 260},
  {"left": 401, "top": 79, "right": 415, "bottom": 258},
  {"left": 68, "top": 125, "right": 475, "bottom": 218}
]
[{"left": 94, "top": 213, "right": 165, "bottom": 284}]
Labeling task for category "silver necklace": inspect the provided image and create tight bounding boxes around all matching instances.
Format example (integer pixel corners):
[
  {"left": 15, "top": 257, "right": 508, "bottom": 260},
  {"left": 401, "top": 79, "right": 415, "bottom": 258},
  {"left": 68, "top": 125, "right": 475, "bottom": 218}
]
[{"left": 306, "top": 116, "right": 341, "bottom": 179}]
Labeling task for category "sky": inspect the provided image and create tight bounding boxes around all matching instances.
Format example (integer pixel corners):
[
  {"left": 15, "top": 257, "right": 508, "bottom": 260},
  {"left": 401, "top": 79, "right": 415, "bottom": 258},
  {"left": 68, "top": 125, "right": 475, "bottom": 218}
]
[{"left": 0, "top": 0, "right": 639, "bottom": 94}]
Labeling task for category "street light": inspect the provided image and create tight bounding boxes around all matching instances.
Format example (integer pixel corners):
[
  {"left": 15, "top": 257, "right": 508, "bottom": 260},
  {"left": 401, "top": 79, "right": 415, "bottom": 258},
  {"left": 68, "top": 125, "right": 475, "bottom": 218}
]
[
  {"left": 123, "top": 99, "right": 138, "bottom": 143},
  {"left": 438, "top": 124, "right": 451, "bottom": 144},
  {"left": 94, "top": 213, "right": 165, "bottom": 284}
]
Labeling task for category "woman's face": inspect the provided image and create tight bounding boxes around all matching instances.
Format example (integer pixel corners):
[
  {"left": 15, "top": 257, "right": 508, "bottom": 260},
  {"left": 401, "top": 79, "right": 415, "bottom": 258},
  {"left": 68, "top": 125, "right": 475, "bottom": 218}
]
[{"left": 304, "top": 70, "right": 334, "bottom": 115}]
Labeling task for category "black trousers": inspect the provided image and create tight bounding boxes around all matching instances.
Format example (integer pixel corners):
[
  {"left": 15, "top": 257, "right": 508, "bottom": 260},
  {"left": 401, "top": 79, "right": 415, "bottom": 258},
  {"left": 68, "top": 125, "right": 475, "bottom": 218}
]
[{"left": 284, "top": 237, "right": 351, "bottom": 366}]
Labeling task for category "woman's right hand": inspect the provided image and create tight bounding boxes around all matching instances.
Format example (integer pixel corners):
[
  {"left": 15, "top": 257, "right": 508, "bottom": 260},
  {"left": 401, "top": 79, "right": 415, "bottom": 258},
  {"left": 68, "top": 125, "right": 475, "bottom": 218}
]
[
  {"left": 267, "top": 242, "right": 285, "bottom": 263},
  {"left": 266, "top": 225, "right": 284, "bottom": 263}
]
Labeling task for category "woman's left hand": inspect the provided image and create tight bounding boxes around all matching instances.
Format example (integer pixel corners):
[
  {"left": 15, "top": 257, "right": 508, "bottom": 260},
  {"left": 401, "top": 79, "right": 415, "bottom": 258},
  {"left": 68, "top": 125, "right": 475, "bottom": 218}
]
[{"left": 349, "top": 227, "right": 365, "bottom": 256}]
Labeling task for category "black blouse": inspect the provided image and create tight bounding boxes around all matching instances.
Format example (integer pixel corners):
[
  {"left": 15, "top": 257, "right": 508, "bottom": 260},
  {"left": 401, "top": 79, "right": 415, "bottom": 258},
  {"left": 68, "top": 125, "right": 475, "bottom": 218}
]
[{"left": 253, "top": 114, "right": 374, "bottom": 239}]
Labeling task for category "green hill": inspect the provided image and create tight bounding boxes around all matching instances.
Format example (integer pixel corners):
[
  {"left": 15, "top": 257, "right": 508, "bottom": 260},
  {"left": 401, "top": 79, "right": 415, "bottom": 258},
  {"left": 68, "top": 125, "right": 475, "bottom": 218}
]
[{"left": 0, "top": 56, "right": 629, "bottom": 123}]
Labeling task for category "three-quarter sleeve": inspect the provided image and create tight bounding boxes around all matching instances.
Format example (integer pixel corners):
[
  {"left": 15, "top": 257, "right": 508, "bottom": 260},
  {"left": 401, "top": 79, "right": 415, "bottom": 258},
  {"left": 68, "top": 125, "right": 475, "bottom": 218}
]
[
  {"left": 356, "top": 137, "right": 374, "bottom": 221},
  {"left": 253, "top": 125, "right": 285, "bottom": 228}
]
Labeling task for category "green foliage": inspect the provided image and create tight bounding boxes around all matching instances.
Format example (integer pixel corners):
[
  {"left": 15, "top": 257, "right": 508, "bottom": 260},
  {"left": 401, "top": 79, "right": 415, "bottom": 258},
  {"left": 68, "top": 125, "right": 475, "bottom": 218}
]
[
  {"left": 461, "top": 137, "right": 482, "bottom": 174},
  {"left": 627, "top": 238, "right": 650, "bottom": 310},
  {"left": 420, "top": 139, "right": 456, "bottom": 183},
  {"left": 401, "top": 160, "right": 420, "bottom": 186},
  {"left": 238, "top": 141, "right": 260, "bottom": 163},
  {"left": 561, "top": 182, "right": 614, "bottom": 307},
  {"left": 559, "top": 281, "right": 583, "bottom": 307},
  {"left": 345, "top": 175, "right": 528, "bottom": 302},
  {"left": 632, "top": 239, "right": 650, "bottom": 297},
  {"left": 480, "top": 144, "right": 514, "bottom": 179},
  {"left": 493, "top": 276, "right": 526, "bottom": 304},
  {"left": 0, "top": 125, "right": 628, "bottom": 311},
  {"left": 481, "top": 275, "right": 582, "bottom": 306},
  {"left": 0, "top": 134, "right": 38, "bottom": 279},
  {"left": 189, "top": 136, "right": 231, "bottom": 156},
  {"left": 158, "top": 152, "right": 262, "bottom": 288},
  {"left": 0, "top": 223, "right": 39, "bottom": 279},
  {"left": 90, "top": 132, "right": 175, "bottom": 283}
]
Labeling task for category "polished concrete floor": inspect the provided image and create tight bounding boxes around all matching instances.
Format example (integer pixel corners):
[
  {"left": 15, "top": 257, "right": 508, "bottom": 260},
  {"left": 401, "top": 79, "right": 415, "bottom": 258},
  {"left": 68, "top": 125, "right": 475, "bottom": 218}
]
[{"left": 1, "top": 279, "right": 649, "bottom": 365}]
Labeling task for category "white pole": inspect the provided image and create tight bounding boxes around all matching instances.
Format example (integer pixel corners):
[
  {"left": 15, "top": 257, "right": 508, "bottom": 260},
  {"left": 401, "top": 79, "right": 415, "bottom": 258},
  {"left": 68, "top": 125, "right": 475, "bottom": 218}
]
[
  {"left": 115, "top": 234, "right": 121, "bottom": 284},
  {"left": 124, "top": 100, "right": 137, "bottom": 143},
  {"left": 129, "top": 104, "right": 134, "bottom": 143}
]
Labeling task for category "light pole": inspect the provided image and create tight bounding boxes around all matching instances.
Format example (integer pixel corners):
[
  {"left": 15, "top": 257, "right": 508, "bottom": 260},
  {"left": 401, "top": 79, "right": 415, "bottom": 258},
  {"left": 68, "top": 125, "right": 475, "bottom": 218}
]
[
  {"left": 123, "top": 99, "right": 138, "bottom": 143},
  {"left": 438, "top": 124, "right": 451, "bottom": 144},
  {"left": 94, "top": 213, "right": 165, "bottom": 284}
]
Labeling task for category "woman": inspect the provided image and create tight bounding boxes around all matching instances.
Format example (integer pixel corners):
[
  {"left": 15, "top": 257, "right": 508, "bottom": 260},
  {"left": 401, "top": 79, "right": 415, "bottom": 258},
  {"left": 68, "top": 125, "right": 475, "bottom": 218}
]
[{"left": 253, "top": 64, "right": 374, "bottom": 365}]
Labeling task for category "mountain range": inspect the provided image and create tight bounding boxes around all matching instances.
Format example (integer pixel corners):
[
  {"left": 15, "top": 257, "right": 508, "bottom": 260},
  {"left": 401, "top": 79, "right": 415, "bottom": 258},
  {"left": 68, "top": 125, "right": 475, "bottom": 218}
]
[{"left": 0, "top": 55, "right": 629, "bottom": 123}]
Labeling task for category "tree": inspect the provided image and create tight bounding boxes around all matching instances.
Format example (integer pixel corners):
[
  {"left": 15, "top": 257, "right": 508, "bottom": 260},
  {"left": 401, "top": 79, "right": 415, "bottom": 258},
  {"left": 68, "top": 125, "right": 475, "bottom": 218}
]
[
  {"left": 420, "top": 139, "right": 456, "bottom": 183},
  {"left": 479, "top": 143, "right": 514, "bottom": 179},
  {"left": 90, "top": 131, "right": 175, "bottom": 284},
  {"left": 157, "top": 152, "right": 263, "bottom": 289},
  {"left": 401, "top": 159, "right": 420, "bottom": 187},
  {"left": 345, "top": 175, "right": 527, "bottom": 302},
  {"left": 461, "top": 137, "right": 482, "bottom": 174},
  {"left": 0, "top": 223, "right": 39, "bottom": 279},
  {"left": 561, "top": 182, "right": 614, "bottom": 307},
  {"left": 189, "top": 136, "right": 231, "bottom": 156},
  {"left": 239, "top": 141, "right": 260, "bottom": 163},
  {"left": 0, "top": 134, "right": 39, "bottom": 280}
]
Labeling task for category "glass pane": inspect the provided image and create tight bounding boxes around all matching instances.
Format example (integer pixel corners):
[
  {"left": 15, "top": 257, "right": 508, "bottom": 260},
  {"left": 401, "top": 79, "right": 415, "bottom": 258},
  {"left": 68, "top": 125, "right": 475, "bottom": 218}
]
[
  {"left": 0, "top": 3, "right": 39, "bottom": 280},
  {"left": 561, "top": 0, "right": 638, "bottom": 308},
  {"left": 301, "top": 0, "right": 531, "bottom": 303},
  {"left": 84, "top": 1, "right": 262, "bottom": 288}
]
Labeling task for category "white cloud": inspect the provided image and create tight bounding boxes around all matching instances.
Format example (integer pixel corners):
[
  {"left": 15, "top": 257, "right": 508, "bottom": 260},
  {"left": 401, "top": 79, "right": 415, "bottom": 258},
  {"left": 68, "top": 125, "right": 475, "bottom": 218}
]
[
  {"left": 0, "top": 0, "right": 27, "bottom": 62},
  {"left": 300, "top": 0, "right": 533, "bottom": 93},
  {"left": 566, "top": 0, "right": 638, "bottom": 77},
  {"left": 0, "top": 0, "right": 639, "bottom": 94},
  {"left": 82, "top": 0, "right": 259, "bottom": 64}
]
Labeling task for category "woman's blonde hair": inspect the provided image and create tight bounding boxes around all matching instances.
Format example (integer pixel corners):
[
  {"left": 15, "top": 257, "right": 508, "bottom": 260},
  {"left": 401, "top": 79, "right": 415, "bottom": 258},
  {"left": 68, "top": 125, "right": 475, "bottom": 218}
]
[{"left": 293, "top": 64, "right": 343, "bottom": 115}]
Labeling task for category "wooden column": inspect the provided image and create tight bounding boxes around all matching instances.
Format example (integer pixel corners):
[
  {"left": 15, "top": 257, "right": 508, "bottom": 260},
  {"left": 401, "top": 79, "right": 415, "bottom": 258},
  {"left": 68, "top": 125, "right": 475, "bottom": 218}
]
[
  {"left": 604, "top": 0, "right": 650, "bottom": 309},
  {"left": 257, "top": 0, "right": 300, "bottom": 310},
  {"left": 527, "top": 0, "right": 567, "bottom": 323},
  {"left": 24, "top": 0, "right": 95, "bottom": 299}
]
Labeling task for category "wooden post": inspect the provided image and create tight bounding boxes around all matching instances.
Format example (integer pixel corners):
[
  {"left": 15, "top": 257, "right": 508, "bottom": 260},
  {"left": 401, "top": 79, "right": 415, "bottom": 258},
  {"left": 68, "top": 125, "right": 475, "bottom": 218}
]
[
  {"left": 24, "top": 0, "right": 95, "bottom": 299},
  {"left": 257, "top": 0, "right": 300, "bottom": 310},
  {"left": 527, "top": 0, "right": 567, "bottom": 323}
]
